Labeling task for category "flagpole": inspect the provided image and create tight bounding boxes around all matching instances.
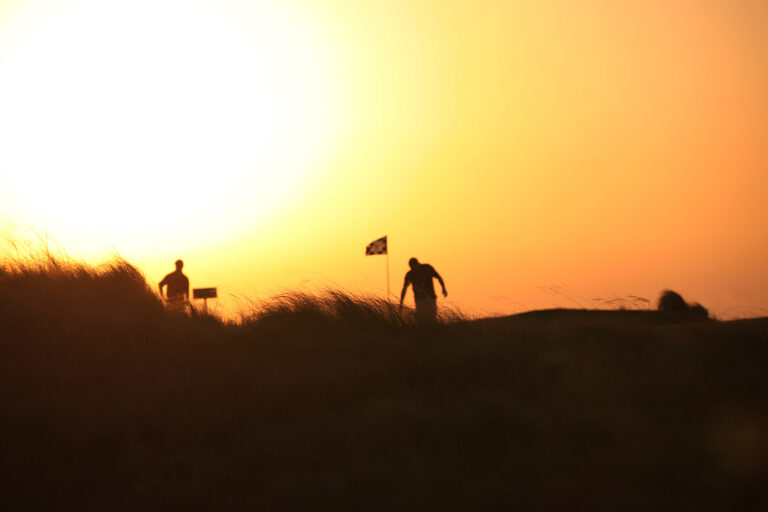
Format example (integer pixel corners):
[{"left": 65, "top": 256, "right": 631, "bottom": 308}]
[
  {"left": 366, "top": 235, "right": 391, "bottom": 300},
  {"left": 386, "top": 248, "right": 391, "bottom": 300}
]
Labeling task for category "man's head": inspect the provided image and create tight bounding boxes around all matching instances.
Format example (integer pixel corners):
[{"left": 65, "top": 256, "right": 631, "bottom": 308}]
[
  {"left": 408, "top": 257, "right": 419, "bottom": 269},
  {"left": 175, "top": 259, "right": 184, "bottom": 271}
]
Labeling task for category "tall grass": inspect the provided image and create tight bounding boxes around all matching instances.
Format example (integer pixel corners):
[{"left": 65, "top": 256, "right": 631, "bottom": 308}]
[
  {"left": 241, "top": 289, "right": 467, "bottom": 330},
  {"left": 1, "top": 255, "right": 766, "bottom": 511}
]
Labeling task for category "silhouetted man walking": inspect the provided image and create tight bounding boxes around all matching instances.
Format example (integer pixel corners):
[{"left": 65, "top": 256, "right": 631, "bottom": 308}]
[
  {"left": 399, "top": 257, "right": 447, "bottom": 322},
  {"left": 159, "top": 259, "right": 189, "bottom": 311}
]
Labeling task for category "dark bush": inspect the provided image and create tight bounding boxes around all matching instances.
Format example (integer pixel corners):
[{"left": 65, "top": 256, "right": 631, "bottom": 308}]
[{"left": 657, "top": 289, "right": 709, "bottom": 318}]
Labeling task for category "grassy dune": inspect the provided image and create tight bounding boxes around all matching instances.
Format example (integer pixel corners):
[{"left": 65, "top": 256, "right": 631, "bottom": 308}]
[{"left": 1, "top": 258, "right": 767, "bottom": 510}]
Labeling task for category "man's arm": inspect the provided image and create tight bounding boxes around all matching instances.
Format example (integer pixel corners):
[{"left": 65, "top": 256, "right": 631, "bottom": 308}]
[
  {"left": 399, "top": 275, "right": 411, "bottom": 306},
  {"left": 433, "top": 268, "right": 447, "bottom": 297},
  {"left": 158, "top": 277, "right": 166, "bottom": 298}
]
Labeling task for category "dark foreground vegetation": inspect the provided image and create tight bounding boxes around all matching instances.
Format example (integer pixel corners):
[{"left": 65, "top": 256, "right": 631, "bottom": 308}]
[{"left": 1, "top": 258, "right": 767, "bottom": 511}]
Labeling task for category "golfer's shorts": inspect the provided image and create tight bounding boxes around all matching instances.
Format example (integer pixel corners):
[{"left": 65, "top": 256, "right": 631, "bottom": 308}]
[{"left": 414, "top": 297, "right": 438, "bottom": 321}]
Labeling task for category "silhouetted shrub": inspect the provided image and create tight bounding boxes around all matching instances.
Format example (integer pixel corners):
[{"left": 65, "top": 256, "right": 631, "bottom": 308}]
[
  {"left": 689, "top": 302, "right": 709, "bottom": 318},
  {"left": 657, "top": 290, "right": 688, "bottom": 312},
  {"left": 657, "top": 289, "right": 709, "bottom": 318}
]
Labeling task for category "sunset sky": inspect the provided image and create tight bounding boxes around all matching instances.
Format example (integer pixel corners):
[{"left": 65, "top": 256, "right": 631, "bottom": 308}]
[{"left": 1, "top": 0, "right": 766, "bottom": 318}]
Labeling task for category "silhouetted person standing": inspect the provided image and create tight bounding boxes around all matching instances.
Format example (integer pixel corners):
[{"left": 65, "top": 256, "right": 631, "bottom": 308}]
[
  {"left": 399, "top": 257, "right": 447, "bottom": 322},
  {"left": 159, "top": 259, "right": 189, "bottom": 311}
]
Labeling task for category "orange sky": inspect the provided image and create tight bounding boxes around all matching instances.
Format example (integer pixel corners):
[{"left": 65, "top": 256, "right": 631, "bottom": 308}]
[{"left": 1, "top": 0, "right": 767, "bottom": 319}]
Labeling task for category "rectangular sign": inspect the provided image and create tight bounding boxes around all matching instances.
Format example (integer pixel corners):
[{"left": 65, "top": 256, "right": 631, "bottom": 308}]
[{"left": 193, "top": 287, "right": 217, "bottom": 299}]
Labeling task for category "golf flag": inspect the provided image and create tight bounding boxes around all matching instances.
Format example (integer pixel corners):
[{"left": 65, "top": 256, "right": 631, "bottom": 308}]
[{"left": 365, "top": 236, "right": 387, "bottom": 255}]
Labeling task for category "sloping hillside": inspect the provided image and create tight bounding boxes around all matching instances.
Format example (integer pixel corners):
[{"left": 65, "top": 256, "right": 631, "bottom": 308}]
[{"left": 1, "top": 259, "right": 766, "bottom": 510}]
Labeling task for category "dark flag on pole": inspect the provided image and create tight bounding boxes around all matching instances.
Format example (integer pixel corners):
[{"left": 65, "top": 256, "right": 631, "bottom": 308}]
[{"left": 365, "top": 235, "right": 387, "bottom": 255}]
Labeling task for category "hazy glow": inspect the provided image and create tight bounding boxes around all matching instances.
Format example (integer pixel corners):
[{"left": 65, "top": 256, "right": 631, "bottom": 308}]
[
  {"left": 0, "top": 0, "right": 340, "bottom": 252},
  {"left": 1, "top": 0, "right": 767, "bottom": 319}
]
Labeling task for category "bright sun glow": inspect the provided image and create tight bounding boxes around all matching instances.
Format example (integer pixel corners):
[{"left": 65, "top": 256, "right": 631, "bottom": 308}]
[{"left": 0, "top": 0, "right": 339, "bottom": 254}]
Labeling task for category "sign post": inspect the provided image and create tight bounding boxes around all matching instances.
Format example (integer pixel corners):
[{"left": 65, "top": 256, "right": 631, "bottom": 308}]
[{"left": 193, "top": 287, "right": 217, "bottom": 312}]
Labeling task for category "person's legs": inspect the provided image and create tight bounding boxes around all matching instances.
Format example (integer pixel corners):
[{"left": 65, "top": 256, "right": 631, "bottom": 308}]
[
  {"left": 165, "top": 295, "right": 187, "bottom": 313},
  {"left": 414, "top": 297, "right": 438, "bottom": 322}
]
